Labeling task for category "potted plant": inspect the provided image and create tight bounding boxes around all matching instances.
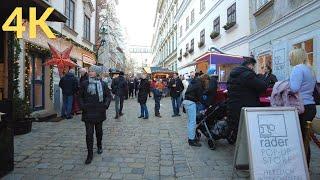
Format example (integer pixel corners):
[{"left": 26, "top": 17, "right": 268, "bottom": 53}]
[
  {"left": 183, "top": 51, "right": 188, "bottom": 57},
  {"left": 13, "top": 95, "right": 32, "bottom": 135},
  {"left": 210, "top": 31, "right": 220, "bottom": 39},
  {"left": 223, "top": 21, "right": 236, "bottom": 31},
  {"left": 178, "top": 56, "right": 182, "bottom": 61},
  {"left": 188, "top": 48, "right": 194, "bottom": 54},
  {"left": 198, "top": 41, "right": 205, "bottom": 48}
]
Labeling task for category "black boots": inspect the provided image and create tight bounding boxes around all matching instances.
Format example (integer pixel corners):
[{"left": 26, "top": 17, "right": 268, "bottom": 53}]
[
  {"left": 155, "top": 113, "right": 161, "bottom": 118},
  {"left": 85, "top": 151, "right": 93, "bottom": 164},
  {"left": 119, "top": 112, "right": 124, "bottom": 116},
  {"left": 188, "top": 139, "right": 202, "bottom": 147},
  {"left": 97, "top": 145, "right": 103, "bottom": 154}
]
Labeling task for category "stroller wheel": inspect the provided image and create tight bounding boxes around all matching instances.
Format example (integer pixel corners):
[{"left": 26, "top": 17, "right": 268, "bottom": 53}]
[{"left": 208, "top": 139, "right": 216, "bottom": 150}]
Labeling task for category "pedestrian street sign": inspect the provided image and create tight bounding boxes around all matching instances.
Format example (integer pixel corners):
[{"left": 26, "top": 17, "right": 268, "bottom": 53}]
[{"left": 232, "top": 107, "right": 309, "bottom": 180}]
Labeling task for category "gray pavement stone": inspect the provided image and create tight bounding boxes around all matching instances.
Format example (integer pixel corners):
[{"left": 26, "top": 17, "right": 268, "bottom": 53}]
[{"left": 3, "top": 98, "right": 320, "bottom": 179}]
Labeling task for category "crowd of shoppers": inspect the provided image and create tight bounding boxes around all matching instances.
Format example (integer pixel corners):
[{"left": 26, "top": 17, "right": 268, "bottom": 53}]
[{"left": 59, "top": 47, "right": 318, "bottom": 166}]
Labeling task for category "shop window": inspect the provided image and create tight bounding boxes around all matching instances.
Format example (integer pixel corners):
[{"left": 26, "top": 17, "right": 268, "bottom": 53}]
[
  {"left": 293, "top": 39, "right": 314, "bottom": 67},
  {"left": 257, "top": 54, "right": 272, "bottom": 75}
]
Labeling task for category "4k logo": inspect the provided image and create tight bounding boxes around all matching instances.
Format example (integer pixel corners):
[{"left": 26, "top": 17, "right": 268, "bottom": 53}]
[{"left": 2, "top": 7, "right": 56, "bottom": 39}]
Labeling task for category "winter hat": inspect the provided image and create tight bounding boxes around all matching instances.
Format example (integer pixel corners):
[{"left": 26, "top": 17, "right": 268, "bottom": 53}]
[
  {"left": 89, "top": 65, "right": 103, "bottom": 75},
  {"left": 207, "top": 66, "right": 216, "bottom": 76}
]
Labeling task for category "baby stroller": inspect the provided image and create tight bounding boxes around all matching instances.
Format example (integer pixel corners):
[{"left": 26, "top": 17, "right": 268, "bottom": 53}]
[{"left": 195, "top": 101, "right": 236, "bottom": 150}]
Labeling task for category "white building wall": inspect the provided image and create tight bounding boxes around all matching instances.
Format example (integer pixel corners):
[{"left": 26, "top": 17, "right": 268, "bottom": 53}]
[
  {"left": 48, "top": 0, "right": 96, "bottom": 51},
  {"left": 176, "top": 0, "right": 250, "bottom": 74}
]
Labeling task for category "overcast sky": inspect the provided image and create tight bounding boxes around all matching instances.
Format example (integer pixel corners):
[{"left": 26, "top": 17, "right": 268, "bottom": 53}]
[{"left": 118, "top": 0, "right": 157, "bottom": 47}]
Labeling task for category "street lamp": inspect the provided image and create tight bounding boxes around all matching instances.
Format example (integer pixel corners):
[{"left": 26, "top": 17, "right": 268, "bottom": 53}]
[{"left": 95, "top": 26, "right": 108, "bottom": 59}]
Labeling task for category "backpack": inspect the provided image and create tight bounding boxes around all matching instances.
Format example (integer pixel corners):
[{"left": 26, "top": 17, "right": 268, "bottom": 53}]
[{"left": 313, "top": 82, "right": 320, "bottom": 105}]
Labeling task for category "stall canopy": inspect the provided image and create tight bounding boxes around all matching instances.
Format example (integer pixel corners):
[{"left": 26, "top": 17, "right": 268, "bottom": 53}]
[
  {"left": 0, "top": 0, "right": 67, "bottom": 22},
  {"left": 143, "top": 67, "right": 175, "bottom": 74},
  {"left": 179, "top": 52, "right": 244, "bottom": 70}
]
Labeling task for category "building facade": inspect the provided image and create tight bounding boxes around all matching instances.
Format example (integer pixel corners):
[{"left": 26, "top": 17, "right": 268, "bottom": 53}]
[
  {"left": 249, "top": 0, "right": 320, "bottom": 81},
  {"left": 151, "top": 0, "right": 179, "bottom": 72},
  {"left": 176, "top": 0, "right": 250, "bottom": 75},
  {"left": 17, "top": 0, "right": 97, "bottom": 117}
]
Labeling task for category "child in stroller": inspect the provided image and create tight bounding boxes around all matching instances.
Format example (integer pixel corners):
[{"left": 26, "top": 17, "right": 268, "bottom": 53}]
[{"left": 195, "top": 101, "right": 236, "bottom": 150}]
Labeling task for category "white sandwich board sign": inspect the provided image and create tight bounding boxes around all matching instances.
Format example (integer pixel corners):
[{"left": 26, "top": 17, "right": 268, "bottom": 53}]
[{"left": 233, "top": 107, "right": 309, "bottom": 180}]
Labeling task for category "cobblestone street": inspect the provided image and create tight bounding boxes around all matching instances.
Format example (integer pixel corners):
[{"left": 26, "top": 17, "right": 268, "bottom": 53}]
[{"left": 4, "top": 98, "right": 320, "bottom": 180}]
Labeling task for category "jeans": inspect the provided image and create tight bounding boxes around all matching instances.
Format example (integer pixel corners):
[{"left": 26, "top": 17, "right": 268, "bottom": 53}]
[
  {"left": 171, "top": 96, "right": 181, "bottom": 115},
  {"left": 61, "top": 95, "right": 73, "bottom": 118},
  {"left": 129, "top": 88, "right": 134, "bottom": 98},
  {"left": 154, "top": 95, "right": 161, "bottom": 114},
  {"left": 115, "top": 95, "right": 124, "bottom": 115},
  {"left": 85, "top": 122, "right": 103, "bottom": 154},
  {"left": 140, "top": 103, "right": 149, "bottom": 118},
  {"left": 183, "top": 100, "right": 197, "bottom": 140}
]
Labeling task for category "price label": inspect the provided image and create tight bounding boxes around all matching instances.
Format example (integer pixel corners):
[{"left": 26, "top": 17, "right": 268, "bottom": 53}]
[{"left": 2, "top": 7, "right": 56, "bottom": 39}]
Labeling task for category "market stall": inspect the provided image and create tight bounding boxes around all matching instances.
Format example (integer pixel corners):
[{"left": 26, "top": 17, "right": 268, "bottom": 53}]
[{"left": 143, "top": 67, "right": 175, "bottom": 79}]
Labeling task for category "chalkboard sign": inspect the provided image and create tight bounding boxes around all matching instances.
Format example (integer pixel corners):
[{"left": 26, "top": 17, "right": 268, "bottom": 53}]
[{"left": 233, "top": 107, "right": 309, "bottom": 180}]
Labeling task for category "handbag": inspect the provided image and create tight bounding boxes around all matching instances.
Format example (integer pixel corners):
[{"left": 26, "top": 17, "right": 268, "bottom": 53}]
[{"left": 313, "top": 82, "right": 320, "bottom": 105}]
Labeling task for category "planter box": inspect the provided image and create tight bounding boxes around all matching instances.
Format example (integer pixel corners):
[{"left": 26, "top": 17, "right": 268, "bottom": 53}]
[
  {"left": 198, "top": 41, "right": 205, "bottom": 48},
  {"left": 14, "top": 118, "right": 32, "bottom": 136},
  {"left": 183, "top": 52, "right": 188, "bottom": 57},
  {"left": 210, "top": 32, "right": 220, "bottom": 39},
  {"left": 188, "top": 48, "right": 194, "bottom": 53},
  {"left": 223, "top": 22, "right": 236, "bottom": 31},
  {"left": 178, "top": 56, "right": 182, "bottom": 61}
]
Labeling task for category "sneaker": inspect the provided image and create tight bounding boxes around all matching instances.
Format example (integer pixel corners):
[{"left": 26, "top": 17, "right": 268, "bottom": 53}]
[
  {"left": 119, "top": 112, "right": 124, "bottom": 116},
  {"left": 138, "top": 115, "right": 144, "bottom": 118},
  {"left": 155, "top": 114, "right": 162, "bottom": 118},
  {"left": 188, "top": 139, "right": 202, "bottom": 147},
  {"left": 171, "top": 114, "right": 177, "bottom": 117}
]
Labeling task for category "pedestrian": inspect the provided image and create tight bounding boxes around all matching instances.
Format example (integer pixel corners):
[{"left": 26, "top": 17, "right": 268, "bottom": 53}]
[
  {"left": 204, "top": 67, "right": 218, "bottom": 107},
  {"left": 111, "top": 71, "right": 128, "bottom": 119},
  {"left": 168, "top": 73, "right": 184, "bottom": 117},
  {"left": 134, "top": 77, "right": 139, "bottom": 97},
  {"left": 183, "top": 74, "right": 204, "bottom": 147},
  {"left": 154, "top": 79, "right": 164, "bottom": 117},
  {"left": 59, "top": 69, "right": 78, "bottom": 119},
  {"left": 289, "top": 48, "right": 316, "bottom": 166},
  {"left": 227, "top": 57, "right": 267, "bottom": 142},
  {"left": 79, "top": 68, "right": 89, "bottom": 83},
  {"left": 128, "top": 77, "right": 135, "bottom": 98},
  {"left": 103, "top": 73, "right": 112, "bottom": 90},
  {"left": 262, "top": 65, "right": 278, "bottom": 88},
  {"left": 79, "top": 65, "right": 111, "bottom": 164},
  {"left": 138, "top": 74, "right": 150, "bottom": 119}
]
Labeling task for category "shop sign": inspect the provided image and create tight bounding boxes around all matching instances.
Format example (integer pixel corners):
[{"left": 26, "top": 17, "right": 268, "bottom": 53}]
[{"left": 233, "top": 107, "right": 309, "bottom": 180}]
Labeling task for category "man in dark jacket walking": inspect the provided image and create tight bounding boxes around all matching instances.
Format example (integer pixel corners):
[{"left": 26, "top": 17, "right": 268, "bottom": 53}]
[
  {"left": 111, "top": 71, "right": 128, "bottom": 119},
  {"left": 227, "top": 57, "right": 267, "bottom": 142},
  {"left": 168, "top": 73, "right": 184, "bottom": 117},
  {"left": 79, "top": 65, "right": 111, "bottom": 164},
  {"left": 128, "top": 77, "right": 135, "bottom": 98},
  {"left": 59, "top": 69, "right": 78, "bottom": 119},
  {"left": 138, "top": 74, "right": 150, "bottom": 119}
]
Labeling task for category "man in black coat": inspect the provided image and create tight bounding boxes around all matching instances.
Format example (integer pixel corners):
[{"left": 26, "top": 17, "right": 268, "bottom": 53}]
[
  {"left": 111, "top": 71, "right": 128, "bottom": 119},
  {"left": 227, "top": 57, "right": 267, "bottom": 141},
  {"left": 128, "top": 78, "right": 135, "bottom": 98},
  {"left": 79, "top": 68, "right": 89, "bottom": 84},
  {"left": 59, "top": 69, "right": 78, "bottom": 119},
  {"left": 168, "top": 73, "right": 184, "bottom": 117},
  {"left": 79, "top": 65, "right": 111, "bottom": 164},
  {"left": 138, "top": 74, "right": 150, "bottom": 119}
]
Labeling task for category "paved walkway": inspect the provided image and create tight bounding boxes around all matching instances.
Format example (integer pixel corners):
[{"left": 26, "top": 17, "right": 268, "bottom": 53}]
[{"left": 4, "top": 98, "right": 320, "bottom": 179}]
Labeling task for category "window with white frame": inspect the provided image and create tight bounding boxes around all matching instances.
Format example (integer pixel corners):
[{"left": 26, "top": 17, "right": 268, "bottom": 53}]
[
  {"left": 200, "top": 0, "right": 206, "bottom": 14},
  {"left": 180, "top": 25, "right": 183, "bottom": 37},
  {"left": 191, "top": 9, "right": 195, "bottom": 24},
  {"left": 227, "top": 3, "right": 236, "bottom": 24},
  {"left": 186, "top": 43, "right": 189, "bottom": 52},
  {"left": 65, "top": 0, "right": 75, "bottom": 29},
  {"left": 191, "top": 39, "right": 194, "bottom": 50},
  {"left": 256, "top": 0, "right": 271, "bottom": 10},
  {"left": 84, "top": 15, "right": 90, "bottom": 40},
  {"left": 200, "top": 29, "right": 205, "bottom": 43},
  {"left": 213, "top": 16, "right": 220, "bottom": 33},
  {"left": 186, "top": 16, "right": 189, "bottom": 31}
]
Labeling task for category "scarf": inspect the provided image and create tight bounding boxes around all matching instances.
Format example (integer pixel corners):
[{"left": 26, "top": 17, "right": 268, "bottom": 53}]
[{"left": 87, "top": 77, "right": 104, "bottom": 102}]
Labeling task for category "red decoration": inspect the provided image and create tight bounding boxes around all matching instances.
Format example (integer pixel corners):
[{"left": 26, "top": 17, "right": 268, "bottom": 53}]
[{"left": 44, "top": 43, "right": 77, "bottom": 76}]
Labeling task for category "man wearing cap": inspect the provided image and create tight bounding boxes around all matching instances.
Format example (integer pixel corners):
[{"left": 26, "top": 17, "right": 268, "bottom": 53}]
[
  {"left": 59, "top": 69, "right": 78, "bottom": 119},
  {"left": 79, "top": 65, "right": 111, "bottom": 164},
  {"left": 111, "top": 71, "right": 128, "bottom": 119}
]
